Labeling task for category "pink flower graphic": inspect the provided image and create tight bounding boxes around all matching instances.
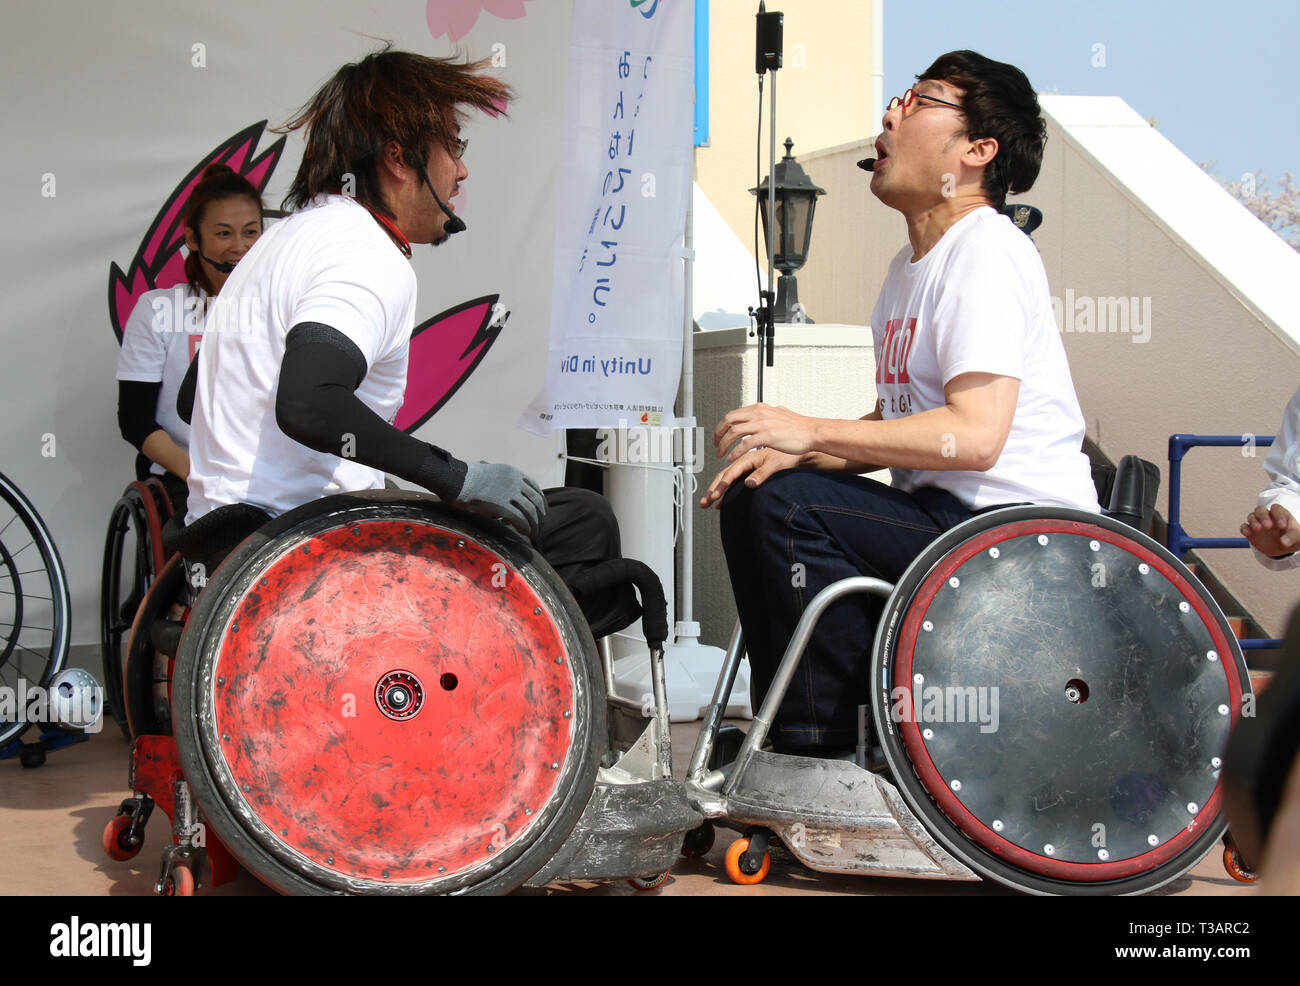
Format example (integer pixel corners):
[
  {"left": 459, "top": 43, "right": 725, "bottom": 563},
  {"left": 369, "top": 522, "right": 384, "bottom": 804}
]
[
  {"left": 396, "top": 296, "right": 508, "bottom": 433},
  {"left": 426, "top": 0, "right": 536, "bottom": 43}
]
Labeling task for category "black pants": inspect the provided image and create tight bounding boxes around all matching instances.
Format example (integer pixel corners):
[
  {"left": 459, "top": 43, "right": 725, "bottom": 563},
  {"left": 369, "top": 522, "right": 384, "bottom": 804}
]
[
  {"left": 720, "top": 470, "right": 979, "bottom": 748},
  {"left": 537, "top": 487, "right": 640, "bottom": 639}
]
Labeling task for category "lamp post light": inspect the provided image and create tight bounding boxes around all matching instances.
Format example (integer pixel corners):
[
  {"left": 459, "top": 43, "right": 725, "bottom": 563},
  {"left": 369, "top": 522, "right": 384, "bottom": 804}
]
[{"left": 750, "top": 137, "right": 826, "bottom": 323}]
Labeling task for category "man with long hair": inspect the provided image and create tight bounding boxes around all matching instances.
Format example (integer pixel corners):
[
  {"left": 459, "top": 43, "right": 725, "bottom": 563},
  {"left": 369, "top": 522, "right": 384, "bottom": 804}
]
[
  {"left": 185, "top": 47, "right": 635, "bottom": 635},
  {"left": 701, "top": 51, "right": 1099, "bottom": 754}
]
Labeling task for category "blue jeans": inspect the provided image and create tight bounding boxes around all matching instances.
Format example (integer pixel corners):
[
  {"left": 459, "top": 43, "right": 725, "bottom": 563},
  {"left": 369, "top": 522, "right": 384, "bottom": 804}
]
[{"left": 719, "top": 469, "right": 979, "bottom": 748}]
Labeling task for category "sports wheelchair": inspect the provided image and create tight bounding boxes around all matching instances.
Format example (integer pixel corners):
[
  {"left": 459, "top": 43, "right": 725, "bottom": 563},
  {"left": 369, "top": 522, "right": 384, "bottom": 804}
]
[
  {"left": 101, "top": 489, "right": 701, "bottom": 895},
  {"left": 683, "top": 456, "right": 1255, "bottom": 894},
  {"left": 0, "top": 469, "right": 93, "bottom": 766},
  {"left": 100, "top": 477, "right": 179, "bottom": 738}
]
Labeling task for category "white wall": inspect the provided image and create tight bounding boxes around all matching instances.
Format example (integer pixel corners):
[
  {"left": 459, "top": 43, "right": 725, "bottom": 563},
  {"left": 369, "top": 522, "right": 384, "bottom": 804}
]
[
  {"left": 1034, "top": 96, "right": 1300, "bottom": 636},
  {"left": 691, "top": 324, "right": 880, "bottom": 647},
  {"left": 1, "top": 1, "right": 575, "bottom": 645}
]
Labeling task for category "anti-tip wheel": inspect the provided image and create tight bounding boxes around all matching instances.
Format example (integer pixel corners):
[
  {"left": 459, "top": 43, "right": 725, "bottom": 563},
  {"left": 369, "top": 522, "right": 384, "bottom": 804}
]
[
  {"left": 628, "top": 871, "right": 670, "bottom": 891},
  {"left": 680, "top": 821, "right": 715, "bottom": 858},
  {"left": 1222, "top": 844, "right": 1258, "bottom": 883}
]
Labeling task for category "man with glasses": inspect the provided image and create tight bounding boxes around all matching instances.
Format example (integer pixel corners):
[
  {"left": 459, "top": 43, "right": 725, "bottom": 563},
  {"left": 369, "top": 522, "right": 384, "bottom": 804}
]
[
  {"left": 700, "top": 50, "right": 1098, "bottom": 756},
  {"left": 184, "top": 46, "right": 637, "bottom": 636}
]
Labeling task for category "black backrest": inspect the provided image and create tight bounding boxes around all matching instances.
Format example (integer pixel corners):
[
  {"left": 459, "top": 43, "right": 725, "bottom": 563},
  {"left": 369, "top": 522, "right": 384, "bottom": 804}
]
[{"left": 1093, "top": 455, "right": 1161, "bottom": 533}]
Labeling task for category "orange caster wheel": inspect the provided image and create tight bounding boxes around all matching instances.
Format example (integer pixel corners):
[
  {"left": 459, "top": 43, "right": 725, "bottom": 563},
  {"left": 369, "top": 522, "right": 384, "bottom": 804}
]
[
  {"left": 1222, "top": 844, "right": 1258, "bottom": 883},
  {"left": 102, "top": 814, "right": 142, "bottom": 861},
  {"left": 164, "top": 863, "right": 195, "bottom": 896},
  {"left": 628, "top": 871, "right": 670, "bottom": 891},
  {"left": 724, "top": 838, "right": 771, "bottom": 886}
]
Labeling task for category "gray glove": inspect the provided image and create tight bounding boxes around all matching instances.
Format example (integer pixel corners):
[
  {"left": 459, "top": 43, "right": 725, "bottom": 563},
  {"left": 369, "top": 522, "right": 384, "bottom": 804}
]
[{"left": 454, "top": 461, "right": 547, "bottom": 539}]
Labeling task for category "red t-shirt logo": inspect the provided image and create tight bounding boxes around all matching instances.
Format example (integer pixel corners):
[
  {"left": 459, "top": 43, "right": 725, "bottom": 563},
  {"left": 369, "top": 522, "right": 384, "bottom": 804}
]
[{"left": 877, "top": 317, "right": 916, "bottom": 385}]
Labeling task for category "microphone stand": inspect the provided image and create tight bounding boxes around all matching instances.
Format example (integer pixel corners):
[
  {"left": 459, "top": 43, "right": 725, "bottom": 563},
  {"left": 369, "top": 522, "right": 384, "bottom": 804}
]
[{"left": 752, "top": 4, "right": 783, "bottom": 403}]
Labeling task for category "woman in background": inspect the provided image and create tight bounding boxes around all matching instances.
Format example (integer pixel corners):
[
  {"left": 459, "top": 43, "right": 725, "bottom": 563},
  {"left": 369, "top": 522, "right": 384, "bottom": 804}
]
[{"left": 116, "top": 164, "right": 264, "bottom": 512}]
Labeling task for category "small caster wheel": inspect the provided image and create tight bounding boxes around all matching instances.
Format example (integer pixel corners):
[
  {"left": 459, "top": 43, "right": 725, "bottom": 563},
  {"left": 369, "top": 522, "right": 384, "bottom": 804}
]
[
  {"left": 102, "top": 814, "right": 143, "bottom": 861},
  {"left": 628, "top": 871, "right": 670, "bottom": 891},
  {"left": 681, "top": 821, "right": 715, "bottom": 858},
  {"left": 19, "top": 745, "right": 46, "bottom": 769},
  {"left": 164, "top": 864, "right": 195, "bottom": 896},
  {"left": 724, "top": 837, "right": 771, "bottom": 886},
  {"left": 1222, "top": 844, "right": 1258, "bottom": 883}
]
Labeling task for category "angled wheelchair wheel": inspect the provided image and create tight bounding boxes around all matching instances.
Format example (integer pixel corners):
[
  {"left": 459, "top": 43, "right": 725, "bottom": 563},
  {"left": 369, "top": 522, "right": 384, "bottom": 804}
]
[
  {"left": 121, "top": 552, "right": 186, "bottom": 739},
  {"left": 101, "top": 480, "right": 174, "bottom": 738},
  {"left": 172, "top": 491, "right": 604, "bottom": 895},
  {"left": 871, "top": 506, "right": 1249, "bottom": 895},
  {"left": 0, "top": 471, "right": 71, "bottom": 746}
]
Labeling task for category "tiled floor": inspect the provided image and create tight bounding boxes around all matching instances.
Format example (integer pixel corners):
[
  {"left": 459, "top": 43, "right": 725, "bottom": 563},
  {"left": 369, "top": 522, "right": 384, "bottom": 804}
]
[{"left": 2, "top": 721, "right": 1264, "bottom": 898}]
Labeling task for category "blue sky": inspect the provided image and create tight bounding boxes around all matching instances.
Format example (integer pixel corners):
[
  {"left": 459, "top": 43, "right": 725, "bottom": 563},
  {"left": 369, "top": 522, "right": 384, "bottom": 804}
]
[{"left": 883, "top": 0, "right": 1296, "bottom": 188}]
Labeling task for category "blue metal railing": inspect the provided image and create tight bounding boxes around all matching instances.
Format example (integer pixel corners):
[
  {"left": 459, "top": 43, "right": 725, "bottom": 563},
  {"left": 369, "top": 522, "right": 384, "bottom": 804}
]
[{"left": 1167, "top": 433, "right": 1280, "bottom": 651}]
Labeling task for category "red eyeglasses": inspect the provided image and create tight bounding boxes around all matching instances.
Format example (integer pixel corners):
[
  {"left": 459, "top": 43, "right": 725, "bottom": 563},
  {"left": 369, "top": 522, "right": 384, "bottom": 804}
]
[{"left": 888, "top": 88, "right": 964, "bottom": 115}]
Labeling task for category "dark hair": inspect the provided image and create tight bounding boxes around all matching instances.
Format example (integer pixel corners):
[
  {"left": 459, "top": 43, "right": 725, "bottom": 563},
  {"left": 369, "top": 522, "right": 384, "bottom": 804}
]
[
  {"left": 183, "top": 163, "right": 264, "bottom": 294},
  {"left": 917, "top": 50, "right": 1046, "bottom": 210},
  {"left": 278, "top": 45, "right": 512, "bottom": 217}
]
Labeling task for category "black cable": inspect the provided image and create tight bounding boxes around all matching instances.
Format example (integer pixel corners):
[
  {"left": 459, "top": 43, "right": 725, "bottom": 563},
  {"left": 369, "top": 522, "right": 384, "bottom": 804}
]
[{"left": 754, "top": 74, "right": 764, "bottom": 301}]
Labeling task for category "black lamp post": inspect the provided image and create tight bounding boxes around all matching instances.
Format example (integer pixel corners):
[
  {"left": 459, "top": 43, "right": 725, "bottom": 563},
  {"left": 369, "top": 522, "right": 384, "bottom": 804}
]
[{"left": 750, "top": 137, "right": 826, "bottom": 323}]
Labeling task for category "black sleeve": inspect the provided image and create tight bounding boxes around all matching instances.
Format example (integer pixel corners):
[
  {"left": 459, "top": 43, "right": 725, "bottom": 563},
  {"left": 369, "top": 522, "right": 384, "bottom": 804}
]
[
  {"left": 118, "top": 379, "right": 164, "bottom": 450},
  {"left": 176, "top": 352, "right": 198, "bottom": 425},
  {"left": 275, "top": 322, "right": 469, "bottom": 500}
]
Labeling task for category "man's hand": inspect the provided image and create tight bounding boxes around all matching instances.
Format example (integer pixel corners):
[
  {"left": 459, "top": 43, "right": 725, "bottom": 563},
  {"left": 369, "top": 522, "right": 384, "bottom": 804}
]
[
  {"left": 699, "top": 448, "right": 803, "bottom": 508},
  {"left": 455, "top": 462, "right": 547, "bottom": 539},
  {"left": 1241, "top": 504, "right": 1298, "bottom": 558},
  {"left": 713, "top": 403, "right": 820, "bottom": 460}
]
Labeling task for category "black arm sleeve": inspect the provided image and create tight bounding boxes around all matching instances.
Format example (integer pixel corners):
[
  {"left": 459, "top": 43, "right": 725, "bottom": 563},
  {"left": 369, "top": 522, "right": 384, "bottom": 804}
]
[
  {"left": 275, "top": 322, "right": 469, "bottom": 500},
  {"left": 176, "top": 352, "right": 198, "bottom": 425},
  {"left": 118, "top": 379, "right": 164, "bottom": 450}
]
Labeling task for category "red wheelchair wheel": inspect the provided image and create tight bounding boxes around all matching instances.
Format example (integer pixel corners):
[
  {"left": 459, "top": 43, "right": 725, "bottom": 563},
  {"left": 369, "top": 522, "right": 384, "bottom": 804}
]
[
  {"left": 120, "top": 553, "right": 185, "bottom": 739},
  {"left": 172, "top": 492, "right": 604, "bottom": 895},
  {"left": 101, "top": 481, "right": 174, "bottom": 738}
]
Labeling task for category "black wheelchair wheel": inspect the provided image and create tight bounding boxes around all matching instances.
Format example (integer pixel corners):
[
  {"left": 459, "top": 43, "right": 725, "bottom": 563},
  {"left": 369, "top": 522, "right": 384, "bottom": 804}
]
[
  {"left": 0, "top": 471, "right": 71, "bottom": 746},
  {"left": 172, "top": 491, "right": 604, "bottom": 895},
  {"left": 871, "top": 506, "right": 1249, "bottom": 895},
  {"left": 100, "top": 482, "right": 171, "bottom": 739}
]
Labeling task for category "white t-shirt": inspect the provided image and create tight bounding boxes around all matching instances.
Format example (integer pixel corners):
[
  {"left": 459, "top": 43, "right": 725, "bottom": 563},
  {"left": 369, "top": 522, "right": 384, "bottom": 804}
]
[
  {"left": 871, "top": 207, "right": 1099, "bottom": 512},
  {"left": 186, "top": 195, "right": 416, "bottom": 522},
  {"left": 1254, "top": 383, "right": 1300, "bottom": 571},
  {"left": 116, "top": 284, "right": 206, "bottom": 473}
]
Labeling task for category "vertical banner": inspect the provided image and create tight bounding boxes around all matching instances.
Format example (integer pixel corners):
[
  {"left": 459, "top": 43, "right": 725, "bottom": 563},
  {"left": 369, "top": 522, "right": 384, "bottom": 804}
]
[{"left": 522, "top": 0, "right": 694, "bottom": 432}]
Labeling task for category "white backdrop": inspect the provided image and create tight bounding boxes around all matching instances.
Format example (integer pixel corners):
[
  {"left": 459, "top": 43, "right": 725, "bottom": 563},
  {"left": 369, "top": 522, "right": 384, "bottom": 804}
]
[{"left": 0, "top": 0, "right": 580, "bottom": 644}]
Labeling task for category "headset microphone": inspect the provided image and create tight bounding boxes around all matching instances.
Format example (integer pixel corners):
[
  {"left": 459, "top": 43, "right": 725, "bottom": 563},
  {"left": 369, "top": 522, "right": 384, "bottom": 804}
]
[
  {"left": 416, "top": 162, "right": 467, "bottom": 236},
  {"left": 200, "top": 253, "right": 238, "bottom": 274}
]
